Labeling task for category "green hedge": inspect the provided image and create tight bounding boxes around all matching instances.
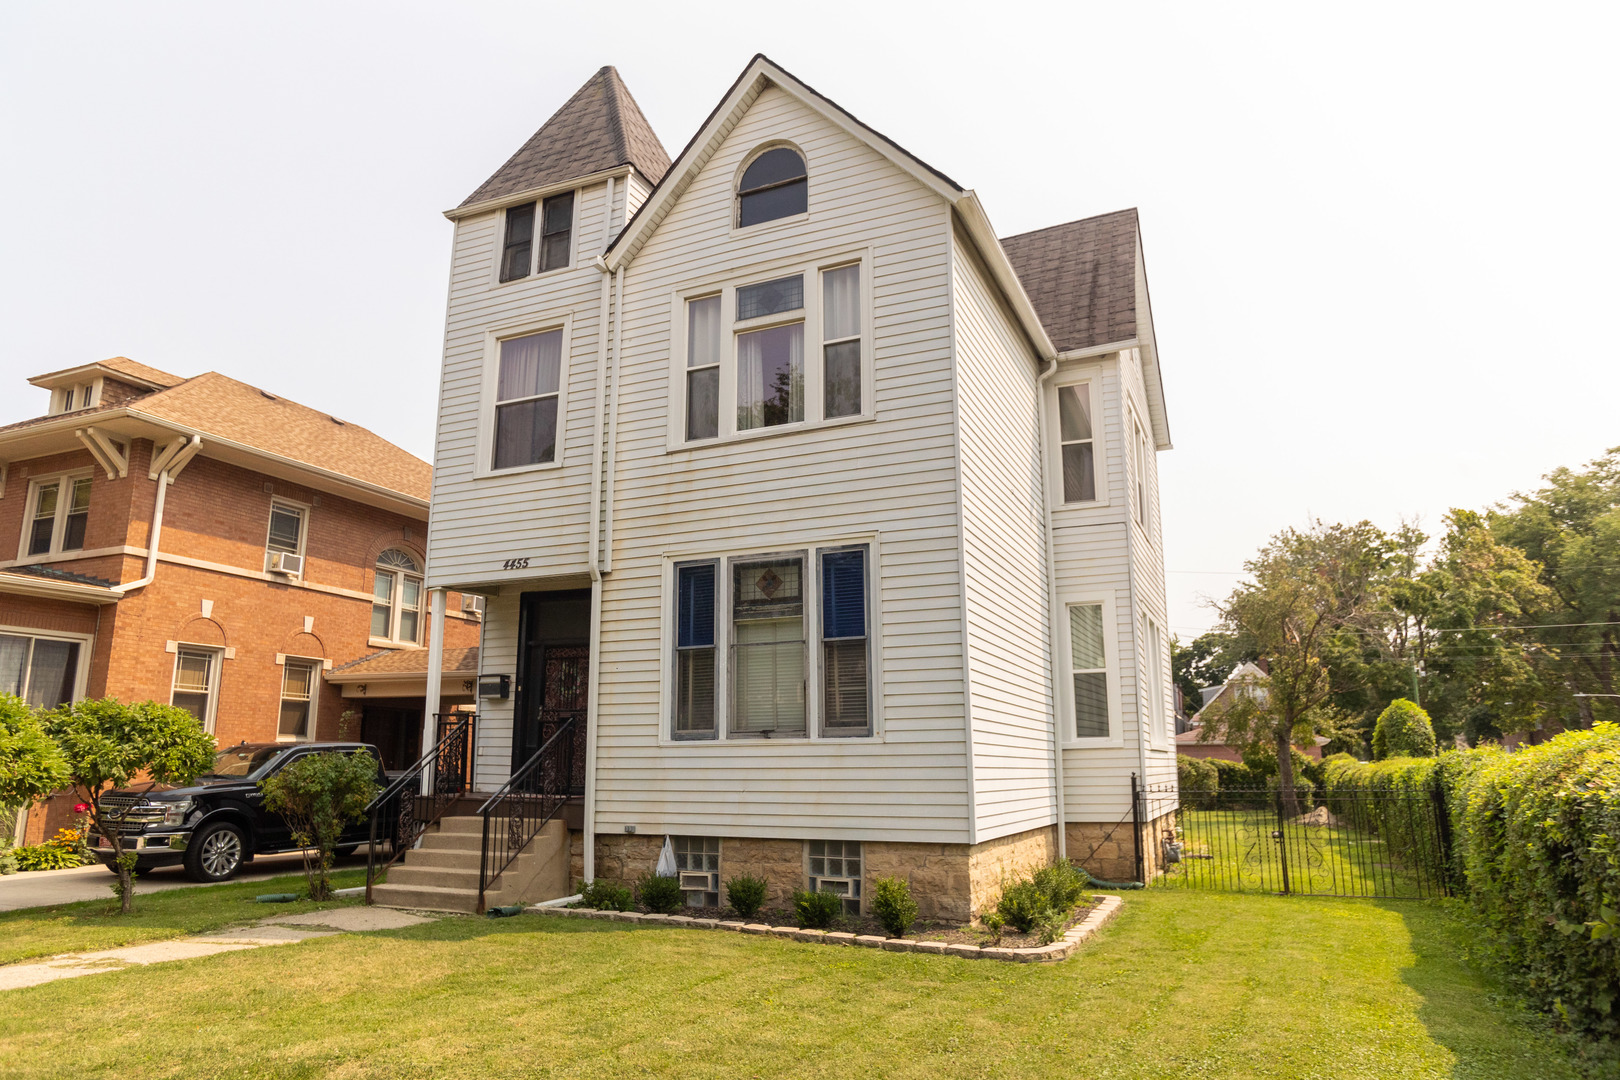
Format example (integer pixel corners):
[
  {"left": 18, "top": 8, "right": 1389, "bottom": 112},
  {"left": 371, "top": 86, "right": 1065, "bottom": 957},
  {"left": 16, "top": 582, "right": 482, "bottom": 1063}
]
[{"left": 1327, "top": 726, "right": 1620, "bottom": 1044}]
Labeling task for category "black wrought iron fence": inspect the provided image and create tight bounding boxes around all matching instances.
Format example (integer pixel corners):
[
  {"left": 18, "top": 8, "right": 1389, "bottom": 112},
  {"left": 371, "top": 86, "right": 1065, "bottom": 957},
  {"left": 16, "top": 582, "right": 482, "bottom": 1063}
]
[
  {"left": 1143, "top": 778, "right": 1453, "bottom": 899},
  {"left": 364, "top": 713, "right": 475, "bottom": 903},
  {"left": 477, "top": 714, "right": 576, "bottom": 914}
]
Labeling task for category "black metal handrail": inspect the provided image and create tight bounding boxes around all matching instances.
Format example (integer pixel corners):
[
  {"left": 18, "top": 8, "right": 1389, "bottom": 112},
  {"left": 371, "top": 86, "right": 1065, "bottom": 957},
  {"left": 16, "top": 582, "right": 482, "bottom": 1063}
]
[
  {"left": 365, "top": 713, "right": 476, "bottom": 904},
  {"left": 477, "top": 715, "right": 577, "bottom": 913}
]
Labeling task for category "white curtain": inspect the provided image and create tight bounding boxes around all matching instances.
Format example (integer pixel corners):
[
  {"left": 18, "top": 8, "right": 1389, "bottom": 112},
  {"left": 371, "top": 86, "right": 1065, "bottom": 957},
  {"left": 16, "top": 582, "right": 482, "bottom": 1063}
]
[
  {"left": 0, "top": 635, "right": 28, "bottom": 698},
  {"left": 497, "top": 329, "right": 563, "bottom": 401},
  {"left": 736, "top": 324, "right": 803, "bottom": 430},
  {"left": 688, "top": 296, "right": 721, "bottom": 368},
  {"left": 26, "top": 640, "right": 76, "bottom": 709},
  {"left": 823, "top": 264, "right": 860, "bottom": 340}
]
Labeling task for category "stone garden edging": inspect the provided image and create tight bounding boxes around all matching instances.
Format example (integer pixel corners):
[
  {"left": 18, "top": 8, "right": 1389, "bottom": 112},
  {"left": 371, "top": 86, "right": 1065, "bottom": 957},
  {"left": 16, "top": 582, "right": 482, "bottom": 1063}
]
[{"left": 531, "top": 893, "right": 1123, "bottom": 963}]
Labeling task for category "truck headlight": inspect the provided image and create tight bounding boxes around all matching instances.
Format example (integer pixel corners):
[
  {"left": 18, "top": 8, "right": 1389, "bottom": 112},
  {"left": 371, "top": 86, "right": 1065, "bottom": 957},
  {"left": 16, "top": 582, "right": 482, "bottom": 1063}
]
[{"left": 162, "top": 798, "right": 193, "bottom": 826}]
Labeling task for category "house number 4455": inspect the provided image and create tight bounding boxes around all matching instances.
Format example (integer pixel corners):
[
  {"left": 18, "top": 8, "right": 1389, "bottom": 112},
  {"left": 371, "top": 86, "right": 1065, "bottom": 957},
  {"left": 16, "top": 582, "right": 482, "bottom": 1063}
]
[{"left": 501, "top": 557, "right": 531, "bottom": 571}]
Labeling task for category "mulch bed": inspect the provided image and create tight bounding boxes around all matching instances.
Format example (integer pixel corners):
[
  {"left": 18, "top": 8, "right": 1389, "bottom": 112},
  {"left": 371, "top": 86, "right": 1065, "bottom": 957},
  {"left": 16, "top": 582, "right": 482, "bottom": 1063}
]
[{"left": 608, "top": 898, "right": 1096, "bottom": 949}]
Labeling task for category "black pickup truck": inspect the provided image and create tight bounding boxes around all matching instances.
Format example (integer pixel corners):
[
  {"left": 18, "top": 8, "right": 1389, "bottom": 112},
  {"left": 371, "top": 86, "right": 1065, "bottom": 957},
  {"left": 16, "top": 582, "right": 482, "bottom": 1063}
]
[{"left": 93, "top": 742, "right": 395, "bottom": 882}]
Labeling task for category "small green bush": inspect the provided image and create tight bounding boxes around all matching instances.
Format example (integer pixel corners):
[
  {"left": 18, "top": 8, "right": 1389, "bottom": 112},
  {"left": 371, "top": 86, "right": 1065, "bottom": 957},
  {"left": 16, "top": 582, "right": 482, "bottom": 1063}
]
[
  {"left": 792, "top": 888, "right": 843, "bottom": 929},
  {"left": 995, "top": 878, "right": 1044, "bottom": 933},
  {"left": 1372, "top": 698, "right": 1437, "bottom": 760},
  {"left": 725, "top": 874, "right": 767, "bottom": 918},
  {"left": 871, "top": 875, "right": 919, "bottom": 937},
  {"left": 1034, "top": 906, "right": 1068, "bottom": 945},
  {"left": 636, "top": 872, "right": 684, "bottom": 915},
  {"left": 979, "top": 910, "right": 1006, "bottom": 946},
  {"left": 1177, "top": 754, "right": 1218, "bottom": 790},
  {"left": 0, "top": 845, "right": 16, "bottom": 875},
  {"left": 258, "top": 750, "right": 379, "bottom": 900},
  {"left": 996, "top": 860, "right": 1089, "bottom": 934},
  {"left": 1032, "top": 861, "right": 1088, "bottom": 911},
  {"left": 578, "top": 878, "right": 633, "bottom": 911},
  {"left": 14, "top": 837, "right": 85, "bottom": 871}
]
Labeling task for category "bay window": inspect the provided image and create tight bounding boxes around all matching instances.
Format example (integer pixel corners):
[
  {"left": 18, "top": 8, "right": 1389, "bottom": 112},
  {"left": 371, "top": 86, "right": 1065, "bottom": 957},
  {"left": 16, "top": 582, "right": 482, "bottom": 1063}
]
[
  {"left": 493, "top": 329, "right": 562, "bottom": 470},
  {"left": 668, "top": 543, "right": 874, "bottom": 741},
  {"left": 674, "top": 256, "right": 868, "bottom": 445}
]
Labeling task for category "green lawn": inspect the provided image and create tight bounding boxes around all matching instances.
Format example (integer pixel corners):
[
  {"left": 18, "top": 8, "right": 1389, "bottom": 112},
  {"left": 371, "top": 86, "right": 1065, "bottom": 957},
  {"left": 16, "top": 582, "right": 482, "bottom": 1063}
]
[
  {"left": 0, "top": 869, "right": 365, "bottom": 965},
  {"left": 0, "top": 888, "right": 1582, "bottom": 1079}
]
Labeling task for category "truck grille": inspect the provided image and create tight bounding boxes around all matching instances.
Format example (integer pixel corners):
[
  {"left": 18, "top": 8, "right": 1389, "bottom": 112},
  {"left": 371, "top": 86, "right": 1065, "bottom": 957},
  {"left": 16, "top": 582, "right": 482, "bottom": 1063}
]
[{"left": 97, "top": 795, "right": 164, "bottom": 828}]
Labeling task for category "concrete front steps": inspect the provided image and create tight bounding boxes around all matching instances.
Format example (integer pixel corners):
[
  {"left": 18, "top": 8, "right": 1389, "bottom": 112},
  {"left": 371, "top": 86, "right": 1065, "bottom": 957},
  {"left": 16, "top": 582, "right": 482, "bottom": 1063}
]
[{"left": 370, "top": 815, "right": 570, "bottom": 914}]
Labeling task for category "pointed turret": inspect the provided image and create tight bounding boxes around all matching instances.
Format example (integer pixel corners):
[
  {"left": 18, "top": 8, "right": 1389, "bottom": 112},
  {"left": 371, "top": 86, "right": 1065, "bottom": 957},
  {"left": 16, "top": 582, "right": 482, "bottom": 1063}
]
[{"left": 459, "top": 66, "right": 670, "bottom": 209}]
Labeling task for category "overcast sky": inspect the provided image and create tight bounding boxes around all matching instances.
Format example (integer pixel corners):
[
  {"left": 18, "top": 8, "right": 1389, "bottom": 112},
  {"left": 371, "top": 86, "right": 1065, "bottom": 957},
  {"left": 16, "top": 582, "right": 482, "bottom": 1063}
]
[{"left": 3, "top": 2, "right": 1615, "bottom": 638}]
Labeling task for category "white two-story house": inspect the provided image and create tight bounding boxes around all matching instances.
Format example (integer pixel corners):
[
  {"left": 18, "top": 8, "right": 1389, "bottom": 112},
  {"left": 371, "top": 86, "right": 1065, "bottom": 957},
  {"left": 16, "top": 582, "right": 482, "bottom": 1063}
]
[{"left": 410, "top": 56, "right": 1176, "bottom": 919}]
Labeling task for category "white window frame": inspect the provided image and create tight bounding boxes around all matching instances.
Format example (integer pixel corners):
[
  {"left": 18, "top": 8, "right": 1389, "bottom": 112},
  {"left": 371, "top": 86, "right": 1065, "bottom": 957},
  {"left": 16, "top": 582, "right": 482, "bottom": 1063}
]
[
  {"left": 1045, "top": 372, "right": 1106, "bottom": 510},
  {"left": 730, "top": 142, "right": 811, "bottom": 236},
  {"left": 170, "top": 644, "right": 223, "bottom": 734},
  {"left": 49, "top": 379, "right": 102, "bottom": 415},
  {"left": 476, "top": 314, "right": 573, "bottom": 478},
  {"left": 18, "top": 471, "right": 93, "bottom": 561},
  {"left": 1143, "top": 616, "right": 1171, "bottom": 750},
  {"left": 1128, "top": 405, "right": 1148, "bottom": 528},
  {"left": 276, "top": 655, "right": 322, "bottom": 743},
  {"left": 658, "top": 533, "right": 883, "bottom": 746},
  {"left": 0, "top": 624, "right": 93, "bottom": 708},
  {"left": 492, "top": 188, "right": 578, "bottom": 286},
  {"left": 263, "top": 497, "right": 309, "bottom": 576},
  {"left": 666, "top": 249, "right": 873, "bottom": 450},
  {"left": 370, "top": 550, "right": 424, "bottom": 647},
  {"left": 1058, "top": 593, "right": 1124, "bottom": 748}
]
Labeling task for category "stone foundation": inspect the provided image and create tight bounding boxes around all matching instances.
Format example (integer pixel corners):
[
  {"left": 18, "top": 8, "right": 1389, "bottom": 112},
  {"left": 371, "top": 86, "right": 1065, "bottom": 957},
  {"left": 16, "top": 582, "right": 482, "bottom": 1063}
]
[
  {"left": 587, "top": 825, "right": 1062, "bottom": 922},
  {"left": 1067, "top": 809, "right": 1177, "bottom": 884}
]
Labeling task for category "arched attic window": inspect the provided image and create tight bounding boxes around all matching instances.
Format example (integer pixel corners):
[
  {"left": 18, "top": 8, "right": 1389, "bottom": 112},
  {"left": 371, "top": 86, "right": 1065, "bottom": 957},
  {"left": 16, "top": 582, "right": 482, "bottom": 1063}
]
[
  {"left": 372, "top": 549, "right": 423, "bottom": 645},
  {"left": 737, "top": 147, "right": 807, "bottom": 227}
]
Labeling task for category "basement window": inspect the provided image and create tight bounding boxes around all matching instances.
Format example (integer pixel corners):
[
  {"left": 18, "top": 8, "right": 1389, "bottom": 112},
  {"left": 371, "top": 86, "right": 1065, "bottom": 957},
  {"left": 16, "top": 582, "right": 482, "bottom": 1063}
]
[
  {"left": 673, "top": 836, "right": 720, "bottom": 907},
  {"left": 807, "top": 840, "right": 861, "bottom": 916}
]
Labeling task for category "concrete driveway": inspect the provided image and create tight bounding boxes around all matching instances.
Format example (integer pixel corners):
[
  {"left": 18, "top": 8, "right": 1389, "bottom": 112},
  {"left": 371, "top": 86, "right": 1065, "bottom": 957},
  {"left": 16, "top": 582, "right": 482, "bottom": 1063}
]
[{"left": 0, "top": 851, "right": 372, "bottom": 912}]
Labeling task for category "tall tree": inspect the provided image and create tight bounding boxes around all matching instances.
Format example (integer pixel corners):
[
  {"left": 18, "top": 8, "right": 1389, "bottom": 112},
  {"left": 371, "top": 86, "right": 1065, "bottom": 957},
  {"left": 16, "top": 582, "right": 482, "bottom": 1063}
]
[
  {"left": 1171, "top": 630, "right": 1249, "bottom": 719},
  {"left": 1490, "top": 448, "right": 1620, "bottom": 729},
  {"left": 1207, "top": 521, "right": 1386, "bottom": 815}
]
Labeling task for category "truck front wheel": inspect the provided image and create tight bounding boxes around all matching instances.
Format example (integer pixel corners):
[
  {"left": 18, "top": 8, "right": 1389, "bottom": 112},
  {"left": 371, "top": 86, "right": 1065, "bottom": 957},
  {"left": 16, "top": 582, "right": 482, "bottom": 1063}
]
[{"left": 185, "top": 822, "right": 247, "bottom": 882}]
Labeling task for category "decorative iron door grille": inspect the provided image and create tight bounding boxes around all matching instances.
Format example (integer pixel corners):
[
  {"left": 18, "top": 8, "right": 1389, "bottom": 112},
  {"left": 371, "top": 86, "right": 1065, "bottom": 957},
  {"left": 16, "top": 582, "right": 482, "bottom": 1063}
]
[
  {"left": 1142, "top": 779, "right": 1454, "bottom": 899},
  {"left": 537, "top": 645, "right": 588, "bottom": 794}
]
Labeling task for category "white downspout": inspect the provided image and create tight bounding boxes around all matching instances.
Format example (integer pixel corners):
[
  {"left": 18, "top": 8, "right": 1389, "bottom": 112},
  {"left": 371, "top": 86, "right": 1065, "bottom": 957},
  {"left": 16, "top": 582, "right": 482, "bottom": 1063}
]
[
  {"left": 582, "top": 178, "right": 616, "bottom": 883},
  {"left": 1036, "top": 358, "right": 1068, "bottom": 860},
  {"left": 602, "top": 266, "right": 625, "bottom": 574},
  {"left": 421, "top": 589, "right": 447, "bottom": 783},
  {"left": 113, "top": 466, "right": 174, "bottom": 594}
]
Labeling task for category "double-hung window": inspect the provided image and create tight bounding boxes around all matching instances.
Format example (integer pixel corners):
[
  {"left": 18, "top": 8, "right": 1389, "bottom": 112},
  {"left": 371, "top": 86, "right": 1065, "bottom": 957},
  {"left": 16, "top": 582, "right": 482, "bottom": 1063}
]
[
  {"left": 372, "top": 549, "right": 423, "bottom": 644},
  {"left": 498, "top": 192, "right": 574, "bottom": 282},
  {"left": 492, "top": 329, "right": 563, "bottom": 470},
  {"left": 678, "top": 256, "right": 868, "bottom": 445},
  {"left": 1145, "top": 618, "right": 1167, "bottom": 745},
  {"left": 25, "top": 476, "right": 91, "bottom": 558},
  {"left": 1069, "top": 603, "right": 1110, "bottom": 739},
  {"left": 0, "top": 632, "right": 82, "bottom": 710},
  {"left": 264, "top": 501, "right": 305, "bottom": 574},
  {"left": 278, "top": 658, "right": 318, "bottom": 741},
  {"left": 171, "top": 647, "right": 220, "bottom": 731},
  {"left": 1130, "top": 411, "right": 1148, "bottom": 526},
  {"left": 672, "top": 561, "right": 717, "bottom": 739},
  {"left": 669, "top": 544, "right": 873, "bottom": 740},
  {"left": 1057, "top": 383, "right": 1096, "bottom": 503}
]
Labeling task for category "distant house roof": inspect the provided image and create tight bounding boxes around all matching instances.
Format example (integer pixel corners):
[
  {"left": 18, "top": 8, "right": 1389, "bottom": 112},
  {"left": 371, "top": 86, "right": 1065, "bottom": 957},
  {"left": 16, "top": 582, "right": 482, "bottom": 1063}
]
[
  {"left": 326, "top": 646, "right": 479, "bottom": 681},
  {"left": 999, "top": 209, "right": 1140, "bottom": 354},
  {"left": 459, "top": 66, "right": 671, "bottom": 210}
]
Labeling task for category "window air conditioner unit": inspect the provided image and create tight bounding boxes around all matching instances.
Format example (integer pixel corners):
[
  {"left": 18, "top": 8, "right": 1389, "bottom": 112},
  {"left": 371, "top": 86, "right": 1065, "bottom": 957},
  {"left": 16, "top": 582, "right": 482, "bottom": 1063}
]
[
  {"left": 461, "top": 594, "right": 486, "bottom": 617},
  {"left": 678, "top": 871, "right": 716, "bottom": 893},
  {"left": 268, "top": 551, "right": 303, "bottom": 575}
]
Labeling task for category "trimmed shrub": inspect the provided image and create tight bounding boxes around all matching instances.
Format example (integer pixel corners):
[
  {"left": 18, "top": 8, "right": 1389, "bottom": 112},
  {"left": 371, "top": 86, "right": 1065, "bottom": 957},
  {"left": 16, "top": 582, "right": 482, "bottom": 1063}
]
[
  {"left": 636, "top": 872, "right": 684, "bottom": 915},
  {"left": 995, "top": 860, "right": 1090, "bottom": 933},
  {"left": 1177, "top": 755, "right": 1219, "bottom": 808},
  {"left": 725, "top": 874, "right": 767, "bottom": 918},
  {"left": 578, "top": 878, "right": 633, "bottom": 911},
  {"left": 871, "top": 875, "right": 919, "bottom": 937},
  {"left": 1372, "top": 698, "right": 1437, "bottom": 760},
  {"left": 792, "top": 888, "right": 843, "bottom": 929}
]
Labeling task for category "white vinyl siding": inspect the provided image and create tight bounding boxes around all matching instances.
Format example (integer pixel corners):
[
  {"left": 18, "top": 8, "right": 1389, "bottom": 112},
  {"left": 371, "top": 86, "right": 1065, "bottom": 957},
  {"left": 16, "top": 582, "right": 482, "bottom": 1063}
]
[{"left": 951, "top": 229, "right": 1057, "bottom": 842}]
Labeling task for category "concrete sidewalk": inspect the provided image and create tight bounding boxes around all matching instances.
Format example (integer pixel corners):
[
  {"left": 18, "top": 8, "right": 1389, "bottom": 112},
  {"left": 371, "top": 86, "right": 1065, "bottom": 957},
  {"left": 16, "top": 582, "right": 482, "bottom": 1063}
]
[{"left": 0, "top": 851, "right": 371, "bottom": 912}]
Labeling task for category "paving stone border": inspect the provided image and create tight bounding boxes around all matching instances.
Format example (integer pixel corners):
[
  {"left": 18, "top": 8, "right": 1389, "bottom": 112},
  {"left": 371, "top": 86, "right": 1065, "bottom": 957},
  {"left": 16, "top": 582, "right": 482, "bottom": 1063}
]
[{"left": 532, "top": 894, "right": 1123, "bottom": 964}]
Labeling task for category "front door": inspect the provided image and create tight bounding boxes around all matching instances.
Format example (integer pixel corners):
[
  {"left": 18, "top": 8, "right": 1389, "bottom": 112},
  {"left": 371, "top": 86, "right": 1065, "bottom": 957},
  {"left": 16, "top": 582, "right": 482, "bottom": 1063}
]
[{"left": 513, "top": 589, "right": 591, "bottom": 793}]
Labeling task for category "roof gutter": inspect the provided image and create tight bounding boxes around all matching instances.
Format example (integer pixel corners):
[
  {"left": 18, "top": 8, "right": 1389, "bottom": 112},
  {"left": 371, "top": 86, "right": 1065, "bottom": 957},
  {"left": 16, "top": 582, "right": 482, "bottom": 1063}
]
[{"left": 0, "top": 574, "right": 120, "bottom": 605}]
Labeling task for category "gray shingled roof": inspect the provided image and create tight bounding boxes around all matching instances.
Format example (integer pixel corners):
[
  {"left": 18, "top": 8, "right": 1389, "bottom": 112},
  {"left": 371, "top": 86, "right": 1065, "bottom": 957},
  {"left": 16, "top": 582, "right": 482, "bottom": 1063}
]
[
  {"left": 999, "top": 209, "right": 1140, "bottom": 353},
  {"left": 460, "top": 66, "right": 671, "bottom": 209}
]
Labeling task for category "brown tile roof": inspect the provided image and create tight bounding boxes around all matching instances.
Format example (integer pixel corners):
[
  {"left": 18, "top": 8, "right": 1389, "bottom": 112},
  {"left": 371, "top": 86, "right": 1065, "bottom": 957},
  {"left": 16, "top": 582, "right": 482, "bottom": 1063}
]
[
  {"left": 328, "top": 647, "right": 479, "bottom": 678},
  {"left": 129, "top": 373, "right": 431, "bottom": 501},
  {"left": 460, "top": 66, "right": 671, "bottom": 209},
  {"left": 999, "top": 209, "right": 1140, "bottom": 353},
  {"left": 94, "top": 356, "right": 185, "bottom": 388}
]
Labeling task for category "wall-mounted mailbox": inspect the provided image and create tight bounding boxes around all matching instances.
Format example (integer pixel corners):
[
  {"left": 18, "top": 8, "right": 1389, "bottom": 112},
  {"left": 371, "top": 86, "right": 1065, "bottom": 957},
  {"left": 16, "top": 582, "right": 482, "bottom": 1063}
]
[{"left": 478, "top": 674, "right": 510, "bottom": 700}]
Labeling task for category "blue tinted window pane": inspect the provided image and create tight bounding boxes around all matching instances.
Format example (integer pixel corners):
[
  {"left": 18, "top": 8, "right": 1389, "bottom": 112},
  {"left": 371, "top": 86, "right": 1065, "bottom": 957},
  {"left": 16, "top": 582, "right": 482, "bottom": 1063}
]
[
  {"left": 677, "top": 564, "right": 716, "bottom": 648},
  {"left": 821, "top": 550, "right": 866, "bottom": 640}
]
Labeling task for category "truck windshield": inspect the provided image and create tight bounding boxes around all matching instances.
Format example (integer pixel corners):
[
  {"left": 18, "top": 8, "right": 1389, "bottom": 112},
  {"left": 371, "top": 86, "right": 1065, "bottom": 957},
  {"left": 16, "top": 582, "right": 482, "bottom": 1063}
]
[{"left": 205, "top": 746, "right": 287, "bottom": 779}]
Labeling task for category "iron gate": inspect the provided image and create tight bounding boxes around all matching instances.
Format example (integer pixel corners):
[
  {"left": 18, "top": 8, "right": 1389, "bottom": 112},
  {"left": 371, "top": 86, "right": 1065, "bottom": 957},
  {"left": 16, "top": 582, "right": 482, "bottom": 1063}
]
[{"left": 1139, "top": 778, "right": 1454, "bottom": 899}]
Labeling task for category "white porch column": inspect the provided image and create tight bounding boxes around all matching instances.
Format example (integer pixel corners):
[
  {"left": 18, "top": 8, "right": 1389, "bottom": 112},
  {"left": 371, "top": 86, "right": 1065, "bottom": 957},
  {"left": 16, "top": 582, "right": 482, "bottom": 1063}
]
[{"left": 420, "top": 589, "right": 447, "bottom": 783}]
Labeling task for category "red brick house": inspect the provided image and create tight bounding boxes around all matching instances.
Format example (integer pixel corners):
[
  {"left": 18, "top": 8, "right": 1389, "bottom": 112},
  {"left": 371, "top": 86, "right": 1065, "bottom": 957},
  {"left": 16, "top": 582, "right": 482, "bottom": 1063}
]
[
  {"left": 1176, "top": 661, "right": 1327, "bottom": 762},
  {"left": 0, "top": 357, "right": 480, "bottom": 843}
]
